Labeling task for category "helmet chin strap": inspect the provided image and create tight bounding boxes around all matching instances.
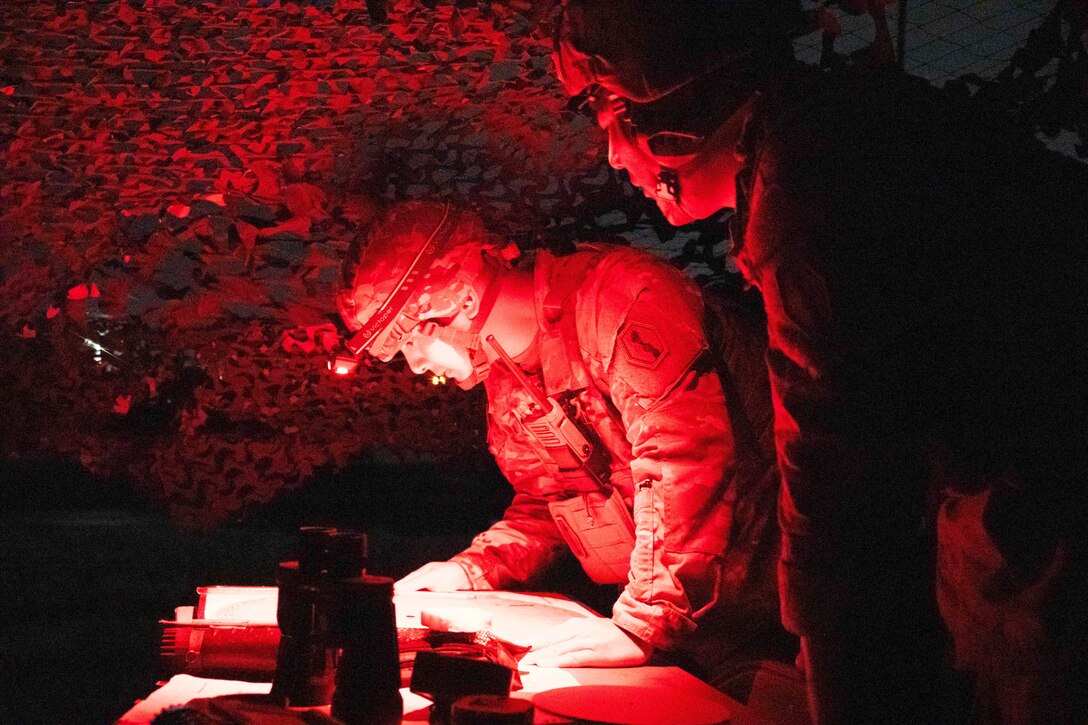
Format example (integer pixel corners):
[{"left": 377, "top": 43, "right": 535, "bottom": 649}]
[
  {"left": 415, "top": 264, "right": 504, "bottom": 390},
  {"left": 454, "top": 346, "right": 492, "bottom": 391},
  {"left": 413, "top": 322, "right": 491, "bottom": 390}
]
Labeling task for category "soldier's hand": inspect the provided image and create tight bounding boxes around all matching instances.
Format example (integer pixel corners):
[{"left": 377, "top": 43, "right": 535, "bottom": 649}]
[
  {"left": 519, "top": 617, "right": 652, "bottom": 668},
  {"left": 394, "top": 561, "right": 471, "bottom": 592}
]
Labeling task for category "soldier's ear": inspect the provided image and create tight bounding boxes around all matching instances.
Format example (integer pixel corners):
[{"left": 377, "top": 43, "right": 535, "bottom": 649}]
[{"left": 461, "top": 288, "right": 480, "bottom": 320}]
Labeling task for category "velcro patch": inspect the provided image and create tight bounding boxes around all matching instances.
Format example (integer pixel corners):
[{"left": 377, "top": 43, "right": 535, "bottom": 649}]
[
  {"left": 618, "top": 320, "right": 668, "bottom": 370},
  {"left": 611, "top": 289, "right": 707, "bottom": 400}
]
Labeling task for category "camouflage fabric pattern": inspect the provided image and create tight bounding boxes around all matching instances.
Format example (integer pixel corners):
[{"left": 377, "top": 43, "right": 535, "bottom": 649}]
[{"left": 451, "top": 247, "right": 760, "bottom": 651}]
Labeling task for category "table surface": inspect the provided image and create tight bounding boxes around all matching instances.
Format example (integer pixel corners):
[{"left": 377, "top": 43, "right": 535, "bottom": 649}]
[{"left": 119, "top": 590, "right": 747, "bottom": 725}]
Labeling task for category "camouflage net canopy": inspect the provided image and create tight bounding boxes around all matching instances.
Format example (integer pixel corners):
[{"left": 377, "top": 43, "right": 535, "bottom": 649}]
[
  {"left": 0, "top": 0, "right": 687, "bottom": 531},
  {"left": 2, "top": 0, "right": 1079, "bottom": 530}
]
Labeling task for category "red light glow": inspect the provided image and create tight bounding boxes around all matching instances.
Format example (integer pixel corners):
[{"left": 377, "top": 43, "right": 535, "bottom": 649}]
[{"left": 328, "top": 355, "right": 358, "bottom": 376}]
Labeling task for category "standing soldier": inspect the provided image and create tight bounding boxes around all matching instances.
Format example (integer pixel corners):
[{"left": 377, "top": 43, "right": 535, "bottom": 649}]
[
  {"left": 552, "top": 0, "right": 1088, "bottom": 722},
  {"left": 337, "top": 201, "right": 802, "bottom": 709}
]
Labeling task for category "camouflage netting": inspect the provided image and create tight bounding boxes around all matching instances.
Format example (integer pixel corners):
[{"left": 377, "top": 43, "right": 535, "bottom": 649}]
[
  {"left": 0, "top": 0, "right": 737, "bottom": 530},
  {"left": 5, "top": 0, "right": 1076, "bottom": 531}
]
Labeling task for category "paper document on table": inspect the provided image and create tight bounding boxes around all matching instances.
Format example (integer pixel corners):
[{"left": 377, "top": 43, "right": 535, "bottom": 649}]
[
  {"left": 117, "top": 674, "right": 272, "bottom": 724},
  {"left": 158, "top": 588, "right": 598, "bottom": 649},
  {"left": 393, "top": 591, "right": 599, "bottom": 647},
  {"left": 519, "top": 666, "right": 581, "bottom": 693},
  {"left": 195, "top": 586, "right": 278, "bottom": 623},
  {"left": 165, "top": 588, "right": 593, "bottom": 629}
]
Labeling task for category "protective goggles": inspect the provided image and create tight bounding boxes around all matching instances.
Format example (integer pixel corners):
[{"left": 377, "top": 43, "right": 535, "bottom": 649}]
[{"left": 572, "top": 85, "right": 708, "bottom": 159}]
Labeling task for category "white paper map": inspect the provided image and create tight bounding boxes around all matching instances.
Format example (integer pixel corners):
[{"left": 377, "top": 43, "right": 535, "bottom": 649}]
[{"left": 172, "top": 587, "right": 598, "bottom": 648}]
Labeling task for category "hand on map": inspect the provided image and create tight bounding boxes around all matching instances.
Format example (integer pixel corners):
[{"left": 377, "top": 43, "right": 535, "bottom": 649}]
[
  {"left": 395, "top": 561, "right": 471, "bottom": 592},
  {"left": 520, "top": 617, "right": 652, "bottom": 668}
]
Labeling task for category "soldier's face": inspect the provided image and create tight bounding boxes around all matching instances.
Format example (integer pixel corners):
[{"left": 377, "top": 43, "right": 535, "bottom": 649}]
[
  {"left": 397, "top": 307, "right": 474, "bottom": 382},
  {"left": 593, "top": 97, "right": 698, "bottom": 226}
]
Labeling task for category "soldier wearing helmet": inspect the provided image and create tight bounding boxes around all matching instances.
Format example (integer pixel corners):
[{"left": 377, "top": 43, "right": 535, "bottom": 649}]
[
  {"left": 552, "top": 0, "right": 800, "bottom": 226},
  {"left": 338, "top": 202, "right": 518, "bottom": 390},
  {"left": 553, "top": 1, "right": 1088, "bottom": 723},
  {"left": 339, "top": 200, "right": 799, "bottom": 703}
]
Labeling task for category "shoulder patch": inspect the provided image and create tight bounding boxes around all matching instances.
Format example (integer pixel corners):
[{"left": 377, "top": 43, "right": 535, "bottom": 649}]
[
  {"left": 609, "top": 287, "right": 708, "bottom": 401},
  {"left": 618, "top": 320, "right": 668, "bottom": 370}
]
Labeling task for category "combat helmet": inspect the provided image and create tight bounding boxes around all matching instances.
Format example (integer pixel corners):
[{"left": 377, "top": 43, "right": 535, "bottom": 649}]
[
  {"left": 337, "top": 201, "right": 518, "bottom": 388},
  {"left": 554, "top": 0, "right": 801, "bottom": 151}
]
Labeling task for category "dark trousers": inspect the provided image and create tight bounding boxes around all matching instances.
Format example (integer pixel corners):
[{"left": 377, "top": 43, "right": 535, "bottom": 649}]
[{"left": 937, "top": 487, "right": 1088, "bottom": 724}]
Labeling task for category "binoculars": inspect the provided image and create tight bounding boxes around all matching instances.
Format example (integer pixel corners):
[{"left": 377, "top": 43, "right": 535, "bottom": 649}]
[{"left": 270, "top": 526, "right": 401, "bottom": 724}]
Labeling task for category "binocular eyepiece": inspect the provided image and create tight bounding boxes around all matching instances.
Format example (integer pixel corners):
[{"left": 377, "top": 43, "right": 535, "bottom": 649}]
[{"left": 271, "top": 526, "right": 401, "bottom": 724}]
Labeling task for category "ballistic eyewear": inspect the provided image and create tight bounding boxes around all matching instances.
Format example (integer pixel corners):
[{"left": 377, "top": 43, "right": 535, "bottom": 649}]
[{"left": 571, "top": 85, "right": 706, "bottom": 159}]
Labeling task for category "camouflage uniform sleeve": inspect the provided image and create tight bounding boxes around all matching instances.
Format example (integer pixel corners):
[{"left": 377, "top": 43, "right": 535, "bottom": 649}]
[
  {"left": 597, "top": 265, "right": 735, "bottom": 651},
  {"left": 740, "top": 129, "right": 893, "bottom": 637},
  {"left": 449, "top": 383, "right": 568, "bottom": 590}
]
